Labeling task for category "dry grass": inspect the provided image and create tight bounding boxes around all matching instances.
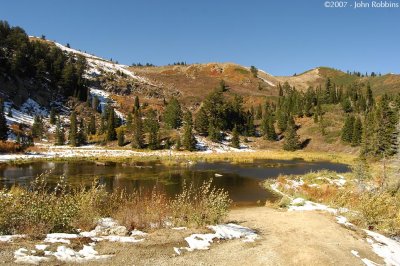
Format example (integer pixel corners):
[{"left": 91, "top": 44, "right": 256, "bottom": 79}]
[
  {"left": 0, "top": 174, "right": 231, "bottom": 236},
  {"left": 267, "top": 167, "right": 400, "bottom": 236}
]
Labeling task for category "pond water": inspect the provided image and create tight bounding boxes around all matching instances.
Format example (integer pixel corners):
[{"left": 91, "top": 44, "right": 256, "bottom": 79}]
[{"left": 0, "top": 159, "right": 349, "bottom": 206}]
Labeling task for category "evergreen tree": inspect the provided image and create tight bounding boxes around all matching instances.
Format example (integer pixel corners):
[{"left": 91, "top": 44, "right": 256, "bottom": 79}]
[
  {"left": 208, "top": 123, "right": 222, "bottom": 142},
  {"left": 69, "top": 111, "right": 77, "bottom": 146},
  {"left": 131, "top": 109, "right": 144, "bottom": 149},
  {"left": 361, "top": 111, "right": 376, "bottom": 156},
  {"left": 88, "top": 115, "right": 96, "bottom": 135},
  {"left": 374, "top": 95, "right": 397, "bottom": 157},
  {"left": 182, "top": 111, "right": 197, "bottom": 151},
  {"left": 195, "top": 107, "right": 209, "bottom": 135},
  {"left": 231, "top": 125, "right": 240, "bottom": 148},
  {"left": 133, "top": 96, "right": 140, "bottom": 113},
  {"left": 106, "top": 107, "right": 117, "bottom": 141},
  {"left": 163, "top": 97, "right": 182, "bottom": 129},
  {"left": 126, "top": 113, "right": 133, "bottom": 132},
  {"left": 341, "top": 115, "right": 355, "bottom": 143},
  {"left": 117, "top": 127, "right": 125, "bottom": 146},
  {"left": 32, "top": 116, "right": 44, "bottom": 139},
  {"left": 266, "top": 115, "right": 277, "bottom": 140},
  {"left": 276, "top": 109, "right": 287, "bottom": 132},
  {"left": 250, "top": 66, "right": 258, "bottom": 78},
  {"left": 175, "top": 135, "right": 181, "bottom": 151},
  {"left": 77, "top": 118, "right": 86, "bottom": 145},
  {"left": 245, "top": 111, "right": 256, "bottom": 137},
  {"left": 145, "top": 109, "right": 160, "bottom": 150},
  {"left": 351, "top": 117, "right": 363, "bottom": 146},
  {"left": 92, "top": 96, "right": 100, "bottom": 112},
  {"left": 283, "top": 117, "right": 301, "bottom": 151},
  {"left": 341, "top": 98, "right": 352, "bottom": 113},
  {"left": 366, "top": 84, "right": 374, "bottom": 112},
  {"left": 55, "top": 117, "right": 65, "bottom": 145},
  {"left": 0, "top": 99, "right": 9, "bottom": 140},
  {"left": 49, "top": 107, "right": 56, "bottom": 125}
]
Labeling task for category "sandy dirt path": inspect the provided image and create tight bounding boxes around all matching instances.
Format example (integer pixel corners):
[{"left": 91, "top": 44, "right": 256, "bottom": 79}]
[{"left": 0, "top": 207, "right": 383, "bottom": 265}]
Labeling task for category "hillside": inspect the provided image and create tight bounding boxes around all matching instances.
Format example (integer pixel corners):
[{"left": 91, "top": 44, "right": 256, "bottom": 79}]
[
  {"left": 276, "top": 67, "right": 400, "bottom": 95},
  {"left": 0, "top": 21, "right": 399, "bottom": 157}
]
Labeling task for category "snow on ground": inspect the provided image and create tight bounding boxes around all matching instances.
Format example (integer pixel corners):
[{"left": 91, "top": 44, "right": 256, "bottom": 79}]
[
  {"left": 89, "top": 87, "right": 124, "bottom": 120},
  {"left": 174, "top": 223, "right": 258, "bottom": 255},
  {"left": 14, "top": 244, "right": 113, "bottom": 264},
  {"left": 364, "top": 230, "right": 400, "bottom": 266},
  {"left": 4, "top": 98, "right": 49, "bottom": 126},
  {"left": 0, "top": 137, "right": 256, "bottom": 162},
  {"left": 257, "top": 69, "right": 276, "bottom": 87},
  {"left": 54, "top": 42, "right": 155, "bottom": 86},
  {"left": 288, "top": 197, "right": 338, "bottom": 214},
  {"left": 0, "top": 235, "right": 25, "bottom": 243},
  {"left": 10, "top": 217, "right": 147, "bottom": 264},
  {"left": 195, "top": 136, "right": 253, "bottom": 153}
]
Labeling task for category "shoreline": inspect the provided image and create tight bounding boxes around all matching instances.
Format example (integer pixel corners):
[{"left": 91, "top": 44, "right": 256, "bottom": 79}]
[{"left": 0, "top": 147, "right": 357, "bottom": 165}]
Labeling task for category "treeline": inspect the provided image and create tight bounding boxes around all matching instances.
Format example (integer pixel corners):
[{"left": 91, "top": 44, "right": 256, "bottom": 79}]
[{"left": 0, "top": 20, "right": 88, "bottom": 101}]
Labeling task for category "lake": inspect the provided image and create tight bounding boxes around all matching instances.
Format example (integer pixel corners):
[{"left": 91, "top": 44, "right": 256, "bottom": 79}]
[{"left": 0, "top": 159, "right": 349, "bottom": 206}]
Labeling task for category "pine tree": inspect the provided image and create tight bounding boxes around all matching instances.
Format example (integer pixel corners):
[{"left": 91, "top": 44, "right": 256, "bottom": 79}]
[
  {"left": 55, "top": 117, "right": 65, "bottom": 145},
  {"left": 361, "top": 111, "right": 376, "bottom": 156},
  {"left": 245, "top": 112, "right": 256, "bottom": 137},
  {"left": 341, "top": 98, "right": 353, "bottom": 113},
  {"left": 250, "top": 66, "right": 258, "bottom": 78},
  {"left": 366, "top": 84, "right": 374, "bottom": 112},
  {"left": 106, "top": 107, "right": 116, "bottom": 141},
  {"left": 133, "top": 96, "right": 140, "bottom": 113},
  {"left": 117, "top": 127, "right": 125, "bottom": 146},
  {"left": 267, "top": 115, "right": 277, "bottom": 140},
  {"left": 0, "top": 99, "right": 9, "bottom": 141},
  {"left": 208, "top": 123, "right": 221, "bottom": 142},
  {"left": 69, "top": 111, "right": 77, "bottom": 146},
  {"left": 77, "top": 118, "right": 86, "bottom": 145},
  {"left": 163, "top": 97, "right": 182, "bottom": 129},
  {"left": 92, "top": 96, "right": 100, "bottom": 112},
  {"left": 231, "top": 125, "right": 240, "bottom": 148},
  {"left": 283, "top": 117, "right": 301, "bottom": 151},
  {"left": 88, "top": 115, "right": 96, "bottom": 135},
  {"left": 32, "top": 116, "right": 44, "bottom": 139},
  {"left": 351, "top": 117, "right": 363, "bottom": 146},
  {"left": 126, "top": 113, "right": 133, "bottom": 131},
  {"left": 341, "top": 115, "right": 355, "bottom": 143},
  {"left": 175, "top": 136, "right": 181, "bottom": 151},
  {"left": 145, "top": 109, "right": 160, "bottom": 150},
  {"left": 131, "top": 109, "right": 144, "bottom": 149},
  {"left": 182, "top": 111, "right": 197, "bottom": 151},
  {"left": 49, "top": 107, "right": 56, "bottom": 125},
  {"left": 195, "top": 107, "right": 209, "bottom": 135}
]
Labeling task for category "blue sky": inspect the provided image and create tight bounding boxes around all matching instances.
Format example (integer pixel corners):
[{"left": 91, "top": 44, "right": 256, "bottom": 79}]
[{"left": 1, "top": 0, "right": 399, "bottom": 75}]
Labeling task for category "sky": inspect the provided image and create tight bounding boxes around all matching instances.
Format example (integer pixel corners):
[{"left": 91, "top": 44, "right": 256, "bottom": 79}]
[{"left": 1, "top": 0, "right": 399, "bottom": 76}]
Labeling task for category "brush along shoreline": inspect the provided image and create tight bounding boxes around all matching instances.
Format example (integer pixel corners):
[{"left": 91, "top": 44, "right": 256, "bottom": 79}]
[{"left": 0, "top": 144, "right": 356, "bottom": 165}]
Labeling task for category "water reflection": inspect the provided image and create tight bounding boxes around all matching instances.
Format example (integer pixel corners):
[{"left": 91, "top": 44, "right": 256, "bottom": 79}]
[{"left": 0, "top": 160, "right": 349, "bottom": 205}]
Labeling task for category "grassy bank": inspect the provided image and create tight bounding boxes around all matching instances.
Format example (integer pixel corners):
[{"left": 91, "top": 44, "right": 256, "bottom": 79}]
[
  {"left": 2, "top": 149, "right": 357, "bottom": 166},
  {"left": 0, "top": 175, "right": 231, "bottom": 236}
]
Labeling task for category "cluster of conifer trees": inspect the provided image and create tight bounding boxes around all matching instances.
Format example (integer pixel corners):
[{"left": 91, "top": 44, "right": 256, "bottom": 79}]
[{"left": 0, "top": 20, "right": 88, "bottom": 101}]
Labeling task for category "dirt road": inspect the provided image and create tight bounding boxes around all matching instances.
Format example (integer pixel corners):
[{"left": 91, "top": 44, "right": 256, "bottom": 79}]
[{"left": 0, "top": 207, "right": 383, "bottom": 265}]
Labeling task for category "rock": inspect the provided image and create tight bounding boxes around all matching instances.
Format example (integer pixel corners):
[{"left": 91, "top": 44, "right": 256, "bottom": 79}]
[{"left": 94, "top": 218, "right": 128, "bottom": 236}]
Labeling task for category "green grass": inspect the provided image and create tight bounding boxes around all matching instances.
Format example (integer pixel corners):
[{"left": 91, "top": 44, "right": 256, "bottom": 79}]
[{"left": 234, "top": 68, "right": 250, "bottom": 75}]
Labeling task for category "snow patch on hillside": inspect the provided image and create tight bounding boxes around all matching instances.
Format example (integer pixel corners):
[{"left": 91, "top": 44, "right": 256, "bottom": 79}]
[
  {"left": 4, "top": 98, "right": 48, "bottom": 126},
  {"left": 54, "top": 42, "right": 154, "bottom": 85},
  {"left": 257, "top": 69, "right": 276, "bottom": 87},
  {"left": 89, "top": 88, "right": 124, "bottom": 120}
]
